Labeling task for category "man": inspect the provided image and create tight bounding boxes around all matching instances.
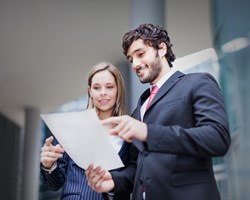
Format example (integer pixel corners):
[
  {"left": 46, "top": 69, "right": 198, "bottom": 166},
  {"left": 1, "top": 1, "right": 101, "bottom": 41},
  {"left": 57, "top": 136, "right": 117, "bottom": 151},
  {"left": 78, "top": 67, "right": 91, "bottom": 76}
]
[{"left": 86, "top": 23, "right": 231, "bottom": 200}]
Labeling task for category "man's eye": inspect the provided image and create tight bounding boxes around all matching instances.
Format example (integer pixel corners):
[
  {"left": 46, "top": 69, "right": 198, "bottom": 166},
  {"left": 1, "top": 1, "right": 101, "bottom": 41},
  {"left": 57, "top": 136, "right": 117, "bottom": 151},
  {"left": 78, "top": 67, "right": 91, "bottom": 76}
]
[{"left": 138, "top": 52, "right": 144, "bottom": 57}]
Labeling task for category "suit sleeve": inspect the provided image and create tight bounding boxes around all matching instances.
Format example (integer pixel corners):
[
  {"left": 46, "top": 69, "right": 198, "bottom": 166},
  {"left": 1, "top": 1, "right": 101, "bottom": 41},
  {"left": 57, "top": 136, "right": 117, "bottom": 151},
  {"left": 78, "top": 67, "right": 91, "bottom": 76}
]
[
  {"left": 110, "top": 143, "right": 138, "bottom": 197},
  {"left": 40, "top": 152, "right": 68, "bottom": 191},
  {"left": 147, "top": 73, "right": 231, "bottom": 157}
]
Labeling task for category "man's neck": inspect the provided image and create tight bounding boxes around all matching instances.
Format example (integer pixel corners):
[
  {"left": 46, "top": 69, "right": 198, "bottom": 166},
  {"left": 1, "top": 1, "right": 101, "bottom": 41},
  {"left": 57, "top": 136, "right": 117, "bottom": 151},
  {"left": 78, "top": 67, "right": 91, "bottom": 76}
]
[{"left": 151, "top": 61, "right": 171, "bottom": 85}]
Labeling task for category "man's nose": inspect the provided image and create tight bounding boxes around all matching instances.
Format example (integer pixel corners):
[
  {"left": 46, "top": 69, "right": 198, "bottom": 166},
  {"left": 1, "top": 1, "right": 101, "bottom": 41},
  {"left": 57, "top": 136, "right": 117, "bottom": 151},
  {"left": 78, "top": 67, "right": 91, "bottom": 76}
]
[{"left": 132, "top": 58, "right": 141, "bottom": 71}]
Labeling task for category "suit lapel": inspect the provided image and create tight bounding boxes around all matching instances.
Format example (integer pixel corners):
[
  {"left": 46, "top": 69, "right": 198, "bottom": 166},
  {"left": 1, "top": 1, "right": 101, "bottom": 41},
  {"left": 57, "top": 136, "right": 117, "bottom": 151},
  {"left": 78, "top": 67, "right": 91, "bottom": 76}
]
[
  {"left": 132, "top": 88, "right": 150, "bottom": 121},
  {"left": 145, "top": 71, "right": 184, "bottom": 111},
  {"left": 131, "top": 89, "right": 150, "bottom": 152},
  {"left": 140, "top": 88, "right": 151, "bottom": 108},
  {"left": 132, "top": 71, "right": 184, "bottom": 152}
]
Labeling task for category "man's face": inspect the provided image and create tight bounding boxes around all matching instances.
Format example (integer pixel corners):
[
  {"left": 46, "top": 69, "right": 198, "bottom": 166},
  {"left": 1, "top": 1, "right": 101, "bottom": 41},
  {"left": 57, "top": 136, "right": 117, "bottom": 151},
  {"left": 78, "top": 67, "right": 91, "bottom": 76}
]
[{"left": 126, "top": 39, "right": 162, "bottom": 84}]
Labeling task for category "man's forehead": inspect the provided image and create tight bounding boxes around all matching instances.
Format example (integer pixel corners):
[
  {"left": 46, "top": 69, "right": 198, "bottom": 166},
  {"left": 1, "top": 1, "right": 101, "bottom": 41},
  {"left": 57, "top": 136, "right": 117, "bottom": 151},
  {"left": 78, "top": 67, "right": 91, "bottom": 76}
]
[{"left": 127, "top": 39, "right": 146, "bottom": 56}]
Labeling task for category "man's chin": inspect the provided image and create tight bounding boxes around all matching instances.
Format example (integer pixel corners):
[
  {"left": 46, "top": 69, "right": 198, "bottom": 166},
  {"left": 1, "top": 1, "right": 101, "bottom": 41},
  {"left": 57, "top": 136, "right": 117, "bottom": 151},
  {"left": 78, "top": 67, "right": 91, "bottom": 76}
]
[
  {"left": 139, "top": 78, "right": 148, "bottom": 84},
  {"left": 138, "top": 74, "right": 151, "bottom": 84}
]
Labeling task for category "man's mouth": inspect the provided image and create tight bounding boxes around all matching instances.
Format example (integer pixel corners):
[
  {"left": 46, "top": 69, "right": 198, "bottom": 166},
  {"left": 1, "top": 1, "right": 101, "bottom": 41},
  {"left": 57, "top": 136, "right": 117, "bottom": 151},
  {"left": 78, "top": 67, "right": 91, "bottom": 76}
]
[{"left": 136, "top": 66, "right": 146, "bottom": 77}]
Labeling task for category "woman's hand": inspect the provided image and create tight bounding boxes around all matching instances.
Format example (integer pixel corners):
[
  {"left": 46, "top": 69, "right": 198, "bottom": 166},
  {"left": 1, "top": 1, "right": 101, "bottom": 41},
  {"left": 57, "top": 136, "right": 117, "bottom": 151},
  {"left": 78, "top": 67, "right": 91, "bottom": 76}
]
[{"left": 40, "top": 136, "right": 64, "bottom": 169}]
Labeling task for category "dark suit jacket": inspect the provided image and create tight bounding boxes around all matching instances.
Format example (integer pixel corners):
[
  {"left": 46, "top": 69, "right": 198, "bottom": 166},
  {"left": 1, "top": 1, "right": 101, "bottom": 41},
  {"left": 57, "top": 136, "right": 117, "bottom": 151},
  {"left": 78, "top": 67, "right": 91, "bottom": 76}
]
[
  {"left": 112, "top": 71, "right": 231, "bottom": 200},
  {"left": 41, "top": 140, "right": 137, "bottom": 200}
]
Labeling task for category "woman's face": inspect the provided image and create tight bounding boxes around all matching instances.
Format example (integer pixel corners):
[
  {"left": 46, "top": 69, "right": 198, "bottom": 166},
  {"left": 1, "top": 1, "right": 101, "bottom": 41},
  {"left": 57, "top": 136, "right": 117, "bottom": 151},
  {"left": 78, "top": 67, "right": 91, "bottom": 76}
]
[{"left": 89, "top": 70, "right": 117, "bottom": 117}]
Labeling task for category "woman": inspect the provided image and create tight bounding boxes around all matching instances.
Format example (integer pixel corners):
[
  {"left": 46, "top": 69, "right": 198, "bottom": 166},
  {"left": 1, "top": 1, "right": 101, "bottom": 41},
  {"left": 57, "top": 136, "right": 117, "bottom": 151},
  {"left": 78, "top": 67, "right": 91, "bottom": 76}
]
[{"left": 40, "top": 62, "right": 136, "bottom": 200}]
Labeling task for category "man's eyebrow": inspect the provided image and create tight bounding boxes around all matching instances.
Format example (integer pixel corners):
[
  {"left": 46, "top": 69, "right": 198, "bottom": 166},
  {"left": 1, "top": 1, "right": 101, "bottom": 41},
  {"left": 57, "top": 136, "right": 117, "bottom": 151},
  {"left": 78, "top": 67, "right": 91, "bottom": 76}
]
[{"left": 127, "top": 48, "right": 142, "bottom": 60}]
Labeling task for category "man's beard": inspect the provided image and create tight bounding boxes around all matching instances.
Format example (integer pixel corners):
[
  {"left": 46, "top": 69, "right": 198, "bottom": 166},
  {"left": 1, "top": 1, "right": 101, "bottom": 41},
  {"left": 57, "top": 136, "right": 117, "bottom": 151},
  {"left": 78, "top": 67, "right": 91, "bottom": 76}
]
[{"left": 139, "top": 53, "right": 162, "bottom": 84}]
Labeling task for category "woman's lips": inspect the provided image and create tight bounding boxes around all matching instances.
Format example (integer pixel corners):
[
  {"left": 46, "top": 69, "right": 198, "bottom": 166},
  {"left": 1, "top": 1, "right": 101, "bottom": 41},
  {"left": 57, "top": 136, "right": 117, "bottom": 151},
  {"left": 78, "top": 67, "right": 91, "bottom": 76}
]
[{"left": 99, "top": 99, "right": 109, "bottom": 105}]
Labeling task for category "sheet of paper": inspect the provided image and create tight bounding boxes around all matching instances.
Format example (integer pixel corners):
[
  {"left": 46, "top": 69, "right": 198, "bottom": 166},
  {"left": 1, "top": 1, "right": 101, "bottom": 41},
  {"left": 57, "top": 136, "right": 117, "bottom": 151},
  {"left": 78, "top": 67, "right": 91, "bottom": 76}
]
[{"left": 40, "top": 109, "right": 124, "bottom": 170}]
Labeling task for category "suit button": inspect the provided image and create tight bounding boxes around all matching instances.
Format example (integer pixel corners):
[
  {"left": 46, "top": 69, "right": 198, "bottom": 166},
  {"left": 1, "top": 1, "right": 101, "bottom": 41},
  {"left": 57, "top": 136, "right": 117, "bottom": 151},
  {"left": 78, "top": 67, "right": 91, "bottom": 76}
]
[
  {"left": 142, "top": 151, "right": 148, "bottom": 157},
  {"left": 139, "top": 178, "right": 143, "bottom": 184}
]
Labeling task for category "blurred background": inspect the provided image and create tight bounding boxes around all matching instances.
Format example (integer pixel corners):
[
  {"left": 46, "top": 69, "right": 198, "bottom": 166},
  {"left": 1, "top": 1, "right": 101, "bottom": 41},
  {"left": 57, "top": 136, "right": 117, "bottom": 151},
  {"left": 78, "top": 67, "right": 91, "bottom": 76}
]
[{"left": 0, "top": 0, "right": 249, "bottom": 199}]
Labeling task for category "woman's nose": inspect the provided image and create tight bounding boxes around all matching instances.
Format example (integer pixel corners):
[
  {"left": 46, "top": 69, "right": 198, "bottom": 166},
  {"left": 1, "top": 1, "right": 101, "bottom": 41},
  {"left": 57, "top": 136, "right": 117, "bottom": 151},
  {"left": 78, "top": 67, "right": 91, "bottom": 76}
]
[{"left": 100, "top": 87, "right": 107, "bottom": 95}]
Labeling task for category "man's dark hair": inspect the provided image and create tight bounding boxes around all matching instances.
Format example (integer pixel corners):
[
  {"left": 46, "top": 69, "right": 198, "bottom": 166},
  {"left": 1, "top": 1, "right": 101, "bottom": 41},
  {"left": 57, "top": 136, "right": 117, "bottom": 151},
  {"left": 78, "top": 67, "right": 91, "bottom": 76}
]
[{"left": 122, "top": 23, "right": 176, "bottom": 67}]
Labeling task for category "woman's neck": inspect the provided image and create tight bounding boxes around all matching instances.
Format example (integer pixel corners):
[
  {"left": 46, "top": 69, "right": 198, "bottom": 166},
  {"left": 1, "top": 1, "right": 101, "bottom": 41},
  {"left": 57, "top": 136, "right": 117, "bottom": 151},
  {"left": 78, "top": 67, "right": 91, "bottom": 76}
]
[{"left": 98, "top": 110, "right": 113, "bottom": 120}]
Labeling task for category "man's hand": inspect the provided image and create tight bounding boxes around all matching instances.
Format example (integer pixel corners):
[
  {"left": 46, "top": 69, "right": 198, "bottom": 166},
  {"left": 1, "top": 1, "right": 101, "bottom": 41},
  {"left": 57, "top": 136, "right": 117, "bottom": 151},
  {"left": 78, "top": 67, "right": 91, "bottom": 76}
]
[
  {"left": 102, "top": 115, "right": 148, "bottom": 142},
  {"left": 85, "top": 164, "right": 114, "bottom": 193},
  {"left": 40, "top": 136, "right": 64, "bottom": 169}
]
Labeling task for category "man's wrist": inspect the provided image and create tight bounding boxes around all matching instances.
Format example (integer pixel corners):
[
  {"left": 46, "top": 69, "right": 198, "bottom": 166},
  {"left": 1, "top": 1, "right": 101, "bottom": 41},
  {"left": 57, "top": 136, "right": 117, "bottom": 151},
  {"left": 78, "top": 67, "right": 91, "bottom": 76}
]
[{"left": 107, "top": 191, "right": 114, "bottom": 197}]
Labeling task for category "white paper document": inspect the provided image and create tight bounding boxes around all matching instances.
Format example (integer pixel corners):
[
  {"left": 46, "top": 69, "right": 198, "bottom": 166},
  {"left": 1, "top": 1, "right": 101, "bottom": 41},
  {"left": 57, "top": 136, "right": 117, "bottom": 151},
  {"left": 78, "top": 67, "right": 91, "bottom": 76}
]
[{"left": 40, "top": 109, "right": 124, "bottom": 170}]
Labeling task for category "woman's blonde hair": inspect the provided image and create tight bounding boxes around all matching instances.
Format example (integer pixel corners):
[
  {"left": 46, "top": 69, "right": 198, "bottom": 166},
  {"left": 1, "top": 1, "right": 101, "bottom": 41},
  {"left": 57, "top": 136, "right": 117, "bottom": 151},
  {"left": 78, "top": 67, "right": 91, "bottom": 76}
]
[{"left": 86, "top": 62, "right": 126, "bottom": 116}]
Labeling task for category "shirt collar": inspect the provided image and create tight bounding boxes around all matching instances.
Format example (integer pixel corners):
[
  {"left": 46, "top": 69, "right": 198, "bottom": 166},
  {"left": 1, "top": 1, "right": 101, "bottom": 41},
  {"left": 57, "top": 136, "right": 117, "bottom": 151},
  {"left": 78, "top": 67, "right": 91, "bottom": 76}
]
[{"left": 151, "top": 69, "right": 176, "bottom": 90}]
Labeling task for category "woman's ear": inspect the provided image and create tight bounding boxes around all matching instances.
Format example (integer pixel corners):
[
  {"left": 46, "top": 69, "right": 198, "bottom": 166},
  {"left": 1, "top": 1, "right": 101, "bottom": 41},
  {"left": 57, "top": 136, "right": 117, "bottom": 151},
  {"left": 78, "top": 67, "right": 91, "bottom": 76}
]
[{"left": 158, "top": 42, "right": 167, "bottom": 58}]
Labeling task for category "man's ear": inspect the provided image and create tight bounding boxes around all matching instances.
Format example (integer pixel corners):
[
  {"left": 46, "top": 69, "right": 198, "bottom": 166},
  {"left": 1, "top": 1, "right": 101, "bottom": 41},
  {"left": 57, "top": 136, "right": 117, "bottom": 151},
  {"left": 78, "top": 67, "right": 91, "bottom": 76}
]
[{"left": 158, "top": 42, "right": 167, "bottom": 57}]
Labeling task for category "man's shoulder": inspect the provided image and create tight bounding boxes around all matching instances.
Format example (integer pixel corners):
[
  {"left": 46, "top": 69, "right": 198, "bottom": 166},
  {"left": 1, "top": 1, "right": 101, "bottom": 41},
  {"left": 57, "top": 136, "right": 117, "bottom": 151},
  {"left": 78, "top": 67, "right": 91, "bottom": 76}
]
[{"left": 184, "top": 72, "right": 215, "bottom": 80}]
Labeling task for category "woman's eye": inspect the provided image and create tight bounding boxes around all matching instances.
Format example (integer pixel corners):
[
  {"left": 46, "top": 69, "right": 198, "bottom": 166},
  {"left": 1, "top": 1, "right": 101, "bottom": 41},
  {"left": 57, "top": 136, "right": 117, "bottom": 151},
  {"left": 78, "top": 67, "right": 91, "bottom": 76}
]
[
  {"left": 93, "top": 87, "right": 100, "bottom": 90},
  {"left": 107, "top": 86, "right": 114, "bottom": 89}
]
